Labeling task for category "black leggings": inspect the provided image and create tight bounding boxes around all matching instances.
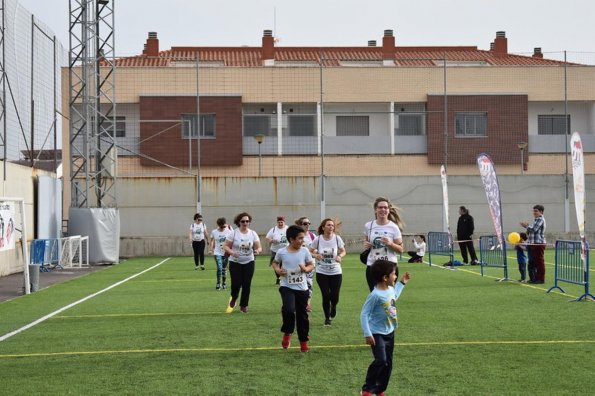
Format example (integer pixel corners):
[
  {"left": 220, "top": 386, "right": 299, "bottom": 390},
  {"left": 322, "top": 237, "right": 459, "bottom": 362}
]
[
  {"left": 192, "top": 240, "right": 206, "bottom": 266},
  {"left": 365, "top": 265, "right": 375, "bottom": 292},
  {"left": 229, "top": 261, "right": 255, "bottom": 308},
  {"left": 315, "top": 273, "right": 342, "bottom": 320}
]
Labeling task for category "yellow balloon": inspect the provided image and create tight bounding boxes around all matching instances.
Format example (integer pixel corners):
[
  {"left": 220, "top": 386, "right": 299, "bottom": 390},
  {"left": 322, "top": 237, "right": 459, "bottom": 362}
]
[{"left": 507, "top": 232, "right": 521, "bottom": 244}]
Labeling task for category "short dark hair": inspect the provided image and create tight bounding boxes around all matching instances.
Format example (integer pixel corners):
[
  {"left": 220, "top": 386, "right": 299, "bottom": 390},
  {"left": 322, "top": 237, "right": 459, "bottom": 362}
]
[
  {"left": 370, "top": 259, "right": 398, "bottom": 283},
  {"left": 286, "top": 225, "right": 305, "bottom": 242},
  {"left": 519, "top": 232, "right": 528, "bottom": 241},
  {"left": 233, "top": 212, "right": 252, "bottom": 226},
  {"left": 216, "top": 217, "right": 226, "bottom": 227},
  {"left": 194, "top": 213, "right": 203, "bottom": 221},
  {"left": 533, "top": 204, "right": 545, "bottom": 213}
]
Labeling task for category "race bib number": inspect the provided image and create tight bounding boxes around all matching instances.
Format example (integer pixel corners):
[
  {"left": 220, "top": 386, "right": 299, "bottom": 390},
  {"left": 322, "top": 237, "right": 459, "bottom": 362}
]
[{"left": 287, "top": 271, "right": 304, "bottom": 284}]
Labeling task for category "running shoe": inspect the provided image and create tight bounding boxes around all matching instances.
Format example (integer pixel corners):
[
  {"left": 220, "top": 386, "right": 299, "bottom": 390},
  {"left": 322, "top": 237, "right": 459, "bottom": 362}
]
[
  {"left": 225, "top": 297, "right": 236, "bottom": 313},
  {"left": 300, "top": 341, "right": 309, "bottom": 353},
  {"left": 281, "top": 333, "right": 291, "bottom": 349}
]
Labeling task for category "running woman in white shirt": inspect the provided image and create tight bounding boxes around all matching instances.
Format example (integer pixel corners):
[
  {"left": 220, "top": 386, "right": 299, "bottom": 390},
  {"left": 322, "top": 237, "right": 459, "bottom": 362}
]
[
  {"left": 189, "top": 213, "right": 209, "bottom": 270},
  {"left": 310, "top": 218, "right": 346, "bottom": 326},
  {"left": 296, "top": 216, "right": 317, "bottom": 312},
  {"left": 223, "top": 212, "right": 262, "bottom": 314},
  {"left": 265, "top": 216, "right": 289, "bottom": 285},
  {"left": 363, "top": 197, "right": 405, "bottom": 291},
  {"left": 272, "top": 225, "right": 315, "bottom": 353},
  {"left": 209, "top": 217, "right": 233, "bottom": 290}
]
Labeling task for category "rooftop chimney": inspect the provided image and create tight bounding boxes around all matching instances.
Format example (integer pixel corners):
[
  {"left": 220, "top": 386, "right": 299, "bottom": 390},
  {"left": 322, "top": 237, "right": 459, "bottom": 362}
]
[
  {"left": 262, "top": 29, "right": 275, "bottom": 64},
  {"left": 532, "top": 47, "right": 543, "bottom": 58},
  {"left": 493, "top": 31, "right": 507, "bottom": 54},
  {"left": 368, "top": 40, "right": 377, "bottom": 47},
  {"left": 145, "top": 32, "right": 159, "bottom": 57},
  {"left": 489, "top": 42, "right": 494, "bottom": 51},
  {"left": 382, "top": 29, "right": 395, "bottom": 65}
]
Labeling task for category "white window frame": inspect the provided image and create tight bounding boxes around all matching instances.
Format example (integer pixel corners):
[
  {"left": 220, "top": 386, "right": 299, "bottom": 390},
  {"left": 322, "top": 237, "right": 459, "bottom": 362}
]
[
  {"left": 181, "top": 114, "right": 216, "bottom": 138},
  {"left": 455, "top": 112, "right": 487, "bottom": 137}
]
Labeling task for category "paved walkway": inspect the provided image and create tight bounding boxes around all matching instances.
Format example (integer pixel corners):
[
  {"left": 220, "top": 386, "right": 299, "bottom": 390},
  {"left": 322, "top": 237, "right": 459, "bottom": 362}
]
[{"left": 0, "top": 266, "right": 104, "bottom": 303}]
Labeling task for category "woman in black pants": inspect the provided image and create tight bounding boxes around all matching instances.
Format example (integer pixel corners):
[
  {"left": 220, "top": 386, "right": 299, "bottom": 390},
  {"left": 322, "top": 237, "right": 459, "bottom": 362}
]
[
  {"left": 310, "top": 218, "right": 346, "bottom": 326},
  {"left": 223, "top": 212, "right": 262, "bottom": 313},
  {"left": 189, "top": 213, "right": 209, "bottom": 270}
]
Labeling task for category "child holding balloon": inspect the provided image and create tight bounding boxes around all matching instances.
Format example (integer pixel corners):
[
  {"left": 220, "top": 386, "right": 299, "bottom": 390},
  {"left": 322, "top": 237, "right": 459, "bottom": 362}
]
[{"left": 513, "top": 232, "right": 528, "bottom": 283}]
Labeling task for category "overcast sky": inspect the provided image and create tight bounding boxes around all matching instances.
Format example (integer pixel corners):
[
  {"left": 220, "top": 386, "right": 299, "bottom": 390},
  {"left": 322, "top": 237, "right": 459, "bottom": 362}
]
[{"left": 19, "top": 0, "right": 595, "bottom": 57}]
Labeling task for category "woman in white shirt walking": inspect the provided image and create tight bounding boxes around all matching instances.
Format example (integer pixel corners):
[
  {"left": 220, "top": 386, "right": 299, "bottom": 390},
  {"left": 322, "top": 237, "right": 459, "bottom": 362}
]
[
  {"left": 209, "top": 217, "right": 233, "bottom": 290},
  {"left": 189, "top": 213, "right": 209, "bottom": 270}
]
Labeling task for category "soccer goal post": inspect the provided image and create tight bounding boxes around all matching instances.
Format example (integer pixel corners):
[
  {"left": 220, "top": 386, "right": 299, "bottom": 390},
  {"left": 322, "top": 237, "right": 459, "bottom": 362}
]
[{"left": 0, "top": 198, "right": 30, "bottom": 294}]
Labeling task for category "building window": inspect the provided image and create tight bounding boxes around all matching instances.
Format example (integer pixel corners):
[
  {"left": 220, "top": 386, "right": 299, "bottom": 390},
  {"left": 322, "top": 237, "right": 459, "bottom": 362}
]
[
  {"left": 288, "top": 115, "right": 316, "bottom": 136},
  {"left": 95, "top": 116, "right": 126, "bottom": 137},
  {"left": 538, "top": 115, "right": 571, "bottom": 135},
  {"left": 243, "top": 115, "right": 272, "bottom": 137},
  {"left": 181, "top": 114, "right": 216, "bottom": 138},
  {"left": 396, "top": 114, "right": 425, "bottom": 136},
  {"left": 336, "top": 116, "right": 369, "bottom": 136},
  {"left": 455, "top": 112, "right": 487, "bottom": 136}
]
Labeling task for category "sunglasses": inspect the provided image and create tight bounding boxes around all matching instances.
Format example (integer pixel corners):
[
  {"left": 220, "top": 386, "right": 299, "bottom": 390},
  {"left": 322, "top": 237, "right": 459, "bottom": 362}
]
[
  {"left": 302, "top": 222, "right": 310, "bottom": 226},
  {"left": 240, "top": 220, "right": 251, "bottom": 223}
]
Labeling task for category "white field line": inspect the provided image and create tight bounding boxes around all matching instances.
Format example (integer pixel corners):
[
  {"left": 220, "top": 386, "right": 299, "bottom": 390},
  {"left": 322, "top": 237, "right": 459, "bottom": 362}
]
[{"left": 0, "top": 258, "right": 170, "bottom": 342}]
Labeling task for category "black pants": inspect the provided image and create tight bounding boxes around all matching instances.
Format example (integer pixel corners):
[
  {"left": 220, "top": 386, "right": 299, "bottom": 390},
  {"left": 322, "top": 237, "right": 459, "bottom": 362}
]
[
  {"left": 407, "top": 252, "right": 423, "bottom": 263},
  {"left": 315, "top": 273, "right": 342, "bottom": 320},
  {"left": 458, "top": 240, "right": 477, "bottom": 263},
  {"left": 363, "top": 332, "right": 394, "bottom": 394},
  {"left": 229, "top": 261, "right": 255, "bottom": 308},
  {"left": 279, "top": 286, "right": 310, "bottom": 342},
  {"left": 365, "top": 265, "right": 375, "bottom": 292},
  {"left": 192, "top": 240, "right": 206, "bottom": 266},
  {"left": 269, "top": 251, "right": 280, "bottom": 282}
]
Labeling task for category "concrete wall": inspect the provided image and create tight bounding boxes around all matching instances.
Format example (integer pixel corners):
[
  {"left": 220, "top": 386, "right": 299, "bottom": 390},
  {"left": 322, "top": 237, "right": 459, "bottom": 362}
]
[
  {"left": 0, "top": 162, "right": 56, "bottom": 276},
  {"left": 118, "top": 174, "right": 595, "bottom": 256}
]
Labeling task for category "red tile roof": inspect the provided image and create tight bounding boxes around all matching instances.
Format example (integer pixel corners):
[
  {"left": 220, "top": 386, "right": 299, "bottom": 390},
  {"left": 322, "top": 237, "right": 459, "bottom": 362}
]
[{"left": 112, "top": 46, "right": 567, "bottom": 67}]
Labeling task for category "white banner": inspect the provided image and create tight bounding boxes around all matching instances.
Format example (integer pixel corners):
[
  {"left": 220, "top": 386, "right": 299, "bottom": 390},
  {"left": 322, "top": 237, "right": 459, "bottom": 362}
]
[
  {"left": 0, "top": 201, "right": 16, "bottom": 251},
  {"left": 477, "top": 153, "right": 504, "bottom": 246},
  {"left": 570, "top": 132, "right": 586, "bottom": 265}
]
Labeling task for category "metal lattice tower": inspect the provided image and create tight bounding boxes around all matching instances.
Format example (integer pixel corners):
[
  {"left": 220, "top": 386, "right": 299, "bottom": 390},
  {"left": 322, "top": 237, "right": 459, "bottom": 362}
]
[
  {"left": 0, "top": 0, "right": 7, "bottom": 180},
  {"left": 69, "top": 0, "right": 116, "bottom": 208}
]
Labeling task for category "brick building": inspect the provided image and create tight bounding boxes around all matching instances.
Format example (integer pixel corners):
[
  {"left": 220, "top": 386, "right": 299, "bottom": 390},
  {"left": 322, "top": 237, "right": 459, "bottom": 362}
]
[{"left": 64, "top": 29, "right": 595, "bottom": 177}]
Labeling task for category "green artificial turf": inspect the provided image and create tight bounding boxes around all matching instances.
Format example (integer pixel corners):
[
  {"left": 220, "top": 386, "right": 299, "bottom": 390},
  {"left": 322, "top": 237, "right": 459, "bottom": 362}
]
[{"left": 0, "top": 251, "right": 593, "bottom": 395}]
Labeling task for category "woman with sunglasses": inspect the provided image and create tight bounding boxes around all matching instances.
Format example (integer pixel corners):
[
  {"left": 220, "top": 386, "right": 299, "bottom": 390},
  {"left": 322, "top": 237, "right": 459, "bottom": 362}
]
[
  {"left": 189, "top": 213, "right": 209, "bottom": 270},
  {"left": 224, "top": 212, "right": 262, "bottom": 313},
  {"left": 363, "top": 197, "right": 405, "bottom": 291},
  {"left": 296, "top": 216, "right": 316, "bottom": 312}
]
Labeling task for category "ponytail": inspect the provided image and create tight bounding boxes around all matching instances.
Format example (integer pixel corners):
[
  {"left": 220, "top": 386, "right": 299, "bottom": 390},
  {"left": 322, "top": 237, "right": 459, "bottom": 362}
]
[{"left": 388, "top": 204, "right": 405, "bottom": 231}]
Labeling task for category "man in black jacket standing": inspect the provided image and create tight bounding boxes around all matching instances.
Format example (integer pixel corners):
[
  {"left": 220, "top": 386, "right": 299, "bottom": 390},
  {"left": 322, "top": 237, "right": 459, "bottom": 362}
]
[{"left": 457, "top": 206, "right": 479, "bottom": 265}]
